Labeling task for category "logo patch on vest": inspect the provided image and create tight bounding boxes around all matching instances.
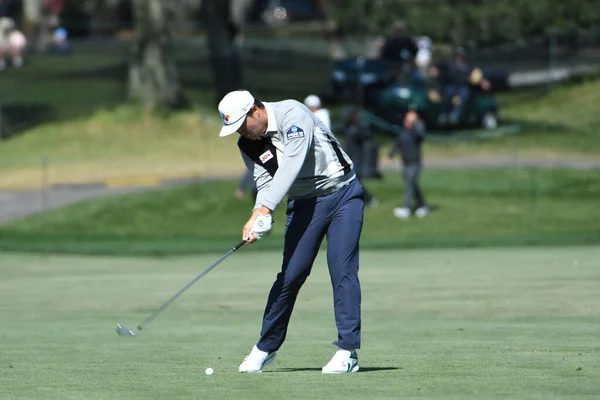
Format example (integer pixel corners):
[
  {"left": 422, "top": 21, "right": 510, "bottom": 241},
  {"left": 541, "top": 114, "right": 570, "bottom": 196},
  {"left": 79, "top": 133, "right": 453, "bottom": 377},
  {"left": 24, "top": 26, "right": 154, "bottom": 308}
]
[
  {"left": 259, "top": 150, "right": 274, "bottom": 163},
  {"left": 286, "top": 125, "right": 305, "bottom": 141}
]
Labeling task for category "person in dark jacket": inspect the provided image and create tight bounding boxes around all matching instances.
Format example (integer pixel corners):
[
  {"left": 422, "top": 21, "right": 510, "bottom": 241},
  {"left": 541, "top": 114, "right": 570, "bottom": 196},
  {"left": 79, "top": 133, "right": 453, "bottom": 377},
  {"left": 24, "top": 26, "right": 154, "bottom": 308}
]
[
  {"left": 378, "top": 20, "right": 418, "bottom": 82},
  {"left": 430, "top": 47, "right": 491, "bottom": 125},
  {"left": 342, "top": 107, "right": 380, "bottom": 207},
  {"left": 387, "top": 110, "right": 429, "bottom": 219}
]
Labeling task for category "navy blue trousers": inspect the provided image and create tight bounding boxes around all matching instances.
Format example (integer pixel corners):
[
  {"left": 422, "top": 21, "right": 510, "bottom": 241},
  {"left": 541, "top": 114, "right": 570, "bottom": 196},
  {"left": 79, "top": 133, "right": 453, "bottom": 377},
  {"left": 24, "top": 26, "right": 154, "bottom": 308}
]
[{"left": 257, "top": 179, "right": 365, "bottom": 353}]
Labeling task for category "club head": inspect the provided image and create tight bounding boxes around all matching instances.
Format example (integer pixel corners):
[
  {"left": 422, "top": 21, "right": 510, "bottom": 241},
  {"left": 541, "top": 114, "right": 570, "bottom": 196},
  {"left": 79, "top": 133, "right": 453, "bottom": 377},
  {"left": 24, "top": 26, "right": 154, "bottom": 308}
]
[{"left": 115, "top": 323, "right": 137, "bottom": 337}]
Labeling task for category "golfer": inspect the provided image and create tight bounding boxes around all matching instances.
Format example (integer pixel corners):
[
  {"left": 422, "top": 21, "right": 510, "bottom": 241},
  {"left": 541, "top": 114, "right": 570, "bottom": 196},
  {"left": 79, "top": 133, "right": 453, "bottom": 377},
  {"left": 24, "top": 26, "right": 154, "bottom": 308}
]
[{"left": 218, "top": 90, "right": 365, "bottom": 374}]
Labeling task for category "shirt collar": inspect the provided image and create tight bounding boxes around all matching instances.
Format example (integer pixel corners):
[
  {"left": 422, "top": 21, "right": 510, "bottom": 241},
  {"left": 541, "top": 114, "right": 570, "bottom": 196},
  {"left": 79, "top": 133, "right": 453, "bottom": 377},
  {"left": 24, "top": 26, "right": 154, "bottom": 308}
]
[{"left": 263, "top": 102, "right": 278, "bottom": 137}]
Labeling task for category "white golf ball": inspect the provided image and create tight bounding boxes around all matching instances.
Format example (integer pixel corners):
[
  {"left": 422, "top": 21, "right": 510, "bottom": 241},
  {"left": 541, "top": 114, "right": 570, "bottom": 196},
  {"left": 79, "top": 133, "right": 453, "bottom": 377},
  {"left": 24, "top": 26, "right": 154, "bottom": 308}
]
[{"left": 205, "top": 367, "right": 214, "bottom": 376}]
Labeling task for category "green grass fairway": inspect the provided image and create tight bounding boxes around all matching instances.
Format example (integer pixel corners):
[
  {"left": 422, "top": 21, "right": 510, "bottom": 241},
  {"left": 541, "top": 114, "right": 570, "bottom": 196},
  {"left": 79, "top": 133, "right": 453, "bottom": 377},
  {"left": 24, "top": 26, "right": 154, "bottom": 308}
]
[
  {"left": 1, "top": 246, "right": 598, "bottom": 399},
  {"left": 2, "top": 168, "right": 599, "bottom": 254}
]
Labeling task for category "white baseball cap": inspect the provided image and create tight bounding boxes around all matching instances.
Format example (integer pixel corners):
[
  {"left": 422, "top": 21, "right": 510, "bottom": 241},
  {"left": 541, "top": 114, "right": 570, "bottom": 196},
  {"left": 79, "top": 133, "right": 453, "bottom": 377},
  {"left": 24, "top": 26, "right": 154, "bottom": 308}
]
[
  {"left": 218, "top": 90, "right": 255, "bottom": 137},
  {"left": 303, "top": 94, "right": 321, "bottom": 108}
]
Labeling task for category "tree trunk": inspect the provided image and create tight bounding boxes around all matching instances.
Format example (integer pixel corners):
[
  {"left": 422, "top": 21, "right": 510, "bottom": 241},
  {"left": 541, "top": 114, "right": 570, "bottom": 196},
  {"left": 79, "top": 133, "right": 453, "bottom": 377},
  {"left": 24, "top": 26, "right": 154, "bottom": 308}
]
[
  {"left": 21, "top": 0, "right": 44, "bottom": 51},
  {"left": 201, "top": 0, "right": 244, "bottom": 105},
  {"left": 128, "top": 0, "right": 188, "bottom": 110}
]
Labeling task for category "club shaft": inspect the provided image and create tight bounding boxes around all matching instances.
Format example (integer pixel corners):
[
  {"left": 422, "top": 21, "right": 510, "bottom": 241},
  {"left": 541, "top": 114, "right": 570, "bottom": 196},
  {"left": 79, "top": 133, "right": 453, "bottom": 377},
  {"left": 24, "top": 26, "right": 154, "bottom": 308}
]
[{"left": 136, "top": 240, "right": 247, "bottom": 331}]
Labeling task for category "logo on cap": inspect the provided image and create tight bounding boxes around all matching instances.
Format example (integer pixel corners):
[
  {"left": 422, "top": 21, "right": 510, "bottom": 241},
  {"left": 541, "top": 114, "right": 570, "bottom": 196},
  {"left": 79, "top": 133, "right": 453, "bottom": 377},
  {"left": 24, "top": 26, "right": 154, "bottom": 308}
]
[{"left": 220, "top": 112, "right": 230, "bottom": 122}]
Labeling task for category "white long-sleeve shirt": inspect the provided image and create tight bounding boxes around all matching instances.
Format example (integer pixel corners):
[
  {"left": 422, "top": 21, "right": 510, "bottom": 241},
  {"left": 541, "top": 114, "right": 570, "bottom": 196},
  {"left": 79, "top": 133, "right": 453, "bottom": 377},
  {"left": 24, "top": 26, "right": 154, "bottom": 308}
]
[{"left": 239, "top": 100, "right": 355, "bottom": 211}]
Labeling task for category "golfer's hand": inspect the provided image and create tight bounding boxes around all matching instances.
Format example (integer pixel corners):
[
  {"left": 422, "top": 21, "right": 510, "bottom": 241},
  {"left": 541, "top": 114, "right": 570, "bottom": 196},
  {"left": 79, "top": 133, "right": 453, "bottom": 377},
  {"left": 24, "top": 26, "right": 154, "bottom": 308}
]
[{"left": 243, "top": 207, "right": 273, "bottom": 244}]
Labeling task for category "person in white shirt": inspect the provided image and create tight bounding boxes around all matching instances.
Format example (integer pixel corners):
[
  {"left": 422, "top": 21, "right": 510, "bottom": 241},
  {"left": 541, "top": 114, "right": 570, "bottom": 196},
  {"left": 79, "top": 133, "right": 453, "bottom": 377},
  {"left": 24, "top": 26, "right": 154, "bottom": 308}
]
[
  {"left": 0, "top": 17, "right": 26, "bottom": 70},
  {"left": 415, "top": 36, "right": 433, "bottom": 73},
  {"left": 303, "top": 94, "right": 331, "bottom": 132}
]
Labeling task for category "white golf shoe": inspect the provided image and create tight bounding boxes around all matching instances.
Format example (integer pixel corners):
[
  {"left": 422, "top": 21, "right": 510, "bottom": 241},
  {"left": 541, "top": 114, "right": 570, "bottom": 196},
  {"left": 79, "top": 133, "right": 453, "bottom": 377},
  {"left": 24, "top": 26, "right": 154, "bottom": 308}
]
[
  {"left": 238, "top": 345, "right": 277, "bottom": 373},
  {"left": 415, "top": 206, "right": 430, "bottom": 218},
  {"left": 322, "top": 349, "right": 360, "bottom": 374},
  {"left": 393, "top": 207, "right": 411, "bottom": 219}
]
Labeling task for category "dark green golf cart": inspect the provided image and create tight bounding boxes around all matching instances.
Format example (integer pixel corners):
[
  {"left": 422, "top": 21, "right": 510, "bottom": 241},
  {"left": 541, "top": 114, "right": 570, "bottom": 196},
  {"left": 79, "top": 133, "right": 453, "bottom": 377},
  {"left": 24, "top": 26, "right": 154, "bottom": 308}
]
[
  {"left": 325, "top": 58, "right": 501, "bottom": 132},
  {"left": 375, "top": 80, "right": 499, "bottom": 131}
]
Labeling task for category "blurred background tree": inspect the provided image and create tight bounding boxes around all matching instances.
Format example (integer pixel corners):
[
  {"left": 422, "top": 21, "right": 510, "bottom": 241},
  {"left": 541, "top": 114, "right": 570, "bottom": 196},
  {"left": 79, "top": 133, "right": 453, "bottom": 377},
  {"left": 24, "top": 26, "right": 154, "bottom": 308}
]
[
  {"left": 107, "top": 0, "right": 249, "bottom": 108},
  {"left": 200, "top": 0, "right": 246, "bottom": 105},
  {"left": 128, "top": 0, "right": 188, "bottom": 110},
  {"left": 322, "top": 0, "right": 600, "bottom": 47},
  {"left": 8, "top": 0, "right": 600, "bottom": 111}
]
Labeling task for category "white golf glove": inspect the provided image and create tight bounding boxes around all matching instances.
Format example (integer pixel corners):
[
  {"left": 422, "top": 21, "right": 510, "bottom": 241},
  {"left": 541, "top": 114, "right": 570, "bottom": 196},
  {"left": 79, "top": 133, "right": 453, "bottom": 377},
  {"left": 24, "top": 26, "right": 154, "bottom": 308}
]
[{"left": 250, "top": 213, "right": 273, "bottom": 239}]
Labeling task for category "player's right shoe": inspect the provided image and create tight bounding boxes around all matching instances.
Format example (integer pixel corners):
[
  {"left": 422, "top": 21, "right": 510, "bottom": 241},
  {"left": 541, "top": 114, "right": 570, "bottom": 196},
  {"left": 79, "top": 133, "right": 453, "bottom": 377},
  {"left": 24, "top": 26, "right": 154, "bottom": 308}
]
[
  {"left": 322, "top": 349, "right": 360, "bottom": 374},
  {"left": 415, "top": 206, "right": 430, "bottom": 218},
  {"left": 238, "top": 345, "right": 277, "bottom": 373}
]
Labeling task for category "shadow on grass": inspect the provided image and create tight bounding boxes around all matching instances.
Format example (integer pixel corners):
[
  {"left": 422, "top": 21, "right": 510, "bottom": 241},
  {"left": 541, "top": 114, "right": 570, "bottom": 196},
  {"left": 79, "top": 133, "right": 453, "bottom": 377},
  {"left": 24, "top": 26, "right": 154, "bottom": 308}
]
[
  {"left": 52, "top": 62, "right": 128, "bottom": 81},
  {"left": 275, "top": 367, "right": 402, "bottom": 373},
  {"left": 0, "top": 103, "right": 56, "bottom": 139},
  {"left": 1, "top": 56, "right": 129, "bottom": 135},
  {"left": 177, "top": 52, "right": 332, "bottom": 100},
  {"left": 507, "top": 119, "right": 572, "bottom": 134},
  {"left": 2, "top": 40, "right": 334, "bottom": 137},
  {"left": 48, "top": 51, "right": 331, "bottom": 104}
]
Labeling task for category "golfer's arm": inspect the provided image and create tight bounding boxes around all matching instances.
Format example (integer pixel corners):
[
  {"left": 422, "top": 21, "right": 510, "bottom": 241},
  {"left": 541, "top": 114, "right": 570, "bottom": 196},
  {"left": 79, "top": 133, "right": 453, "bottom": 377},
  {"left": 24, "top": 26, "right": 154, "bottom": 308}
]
[
  {"left": 241, "top": 151, "right": 272, "bottom": 210},
  {"left": 261, "top": 113, "right": 313, "bottom": 211}
]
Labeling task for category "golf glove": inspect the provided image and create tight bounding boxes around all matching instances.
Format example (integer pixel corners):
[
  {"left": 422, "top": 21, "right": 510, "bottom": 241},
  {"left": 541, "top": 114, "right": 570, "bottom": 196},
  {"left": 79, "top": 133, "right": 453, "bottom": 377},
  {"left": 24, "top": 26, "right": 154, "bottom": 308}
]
[{"left": 251, "top": 213, "right": 273, "bottom": 239}]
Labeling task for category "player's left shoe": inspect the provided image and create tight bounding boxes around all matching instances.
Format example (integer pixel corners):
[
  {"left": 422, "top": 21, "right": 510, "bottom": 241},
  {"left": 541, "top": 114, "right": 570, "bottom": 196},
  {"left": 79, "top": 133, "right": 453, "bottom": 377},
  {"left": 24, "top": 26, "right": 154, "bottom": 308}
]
[
  {"left": 239, "top": 345, "right": 277, "bottom": 373},
  {"left": 393, "top": 207, "right": 411, "bottom": 219},
  {"left": 321, "top": 349, "right": 360, "bottom": 374}
]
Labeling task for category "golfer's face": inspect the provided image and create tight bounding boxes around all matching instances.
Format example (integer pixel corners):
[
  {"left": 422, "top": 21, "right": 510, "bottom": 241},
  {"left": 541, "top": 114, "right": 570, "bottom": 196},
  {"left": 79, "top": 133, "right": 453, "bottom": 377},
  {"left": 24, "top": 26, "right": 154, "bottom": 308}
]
[{"left": 238, "top": 107, "right": 265, "bottom": 140}]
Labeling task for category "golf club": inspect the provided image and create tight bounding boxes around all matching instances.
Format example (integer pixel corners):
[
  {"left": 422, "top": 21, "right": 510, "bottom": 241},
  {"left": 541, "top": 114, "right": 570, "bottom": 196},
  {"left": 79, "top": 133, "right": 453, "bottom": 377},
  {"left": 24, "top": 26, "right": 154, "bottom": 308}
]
[{"left": 116, "top": 240, "right": 247, "bottom": 336}]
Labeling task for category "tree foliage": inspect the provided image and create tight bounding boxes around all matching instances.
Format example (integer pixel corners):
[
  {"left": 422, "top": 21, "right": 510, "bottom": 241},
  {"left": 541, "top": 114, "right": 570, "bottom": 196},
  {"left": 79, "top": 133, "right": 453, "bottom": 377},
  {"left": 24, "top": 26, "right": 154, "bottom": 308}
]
[{"left": 324, "top": 0, "right": 600, "bottom": 46}]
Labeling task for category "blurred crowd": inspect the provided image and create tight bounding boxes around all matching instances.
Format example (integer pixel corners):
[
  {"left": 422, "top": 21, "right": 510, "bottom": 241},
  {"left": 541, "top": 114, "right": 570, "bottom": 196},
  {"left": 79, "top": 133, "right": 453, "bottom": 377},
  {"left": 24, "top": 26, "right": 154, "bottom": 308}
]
[{"left": 374, "top": 20, "right": 491, "bottom": 124}]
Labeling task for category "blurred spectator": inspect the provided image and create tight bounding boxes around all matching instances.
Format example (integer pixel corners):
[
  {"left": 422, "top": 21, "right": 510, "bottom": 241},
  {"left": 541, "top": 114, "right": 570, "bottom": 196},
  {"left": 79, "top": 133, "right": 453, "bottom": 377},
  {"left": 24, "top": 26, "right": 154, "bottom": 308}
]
[
  {"left": 430, "top": 46, "right": 491, "bottom": 124},
  {"left": 37, "top": 0, "right": 64, "bottom": 52},
  {"left": 0, "top": 15, "right": 26, "bottom": 70},
  {"left": 378, "top": 20, "right": 418, "bottom": 82},
  {"left": 414, "top": 36, "right": 433, "bottom": 79},
  {"left": 341, "top": 107, "right": 379, "bottom": 208},
  {"left": 329, "top": 27, "right": 347, "bottom": 60},
  {"left": 235, "top": 169, "right": 257, "bottom": 200},
  {"left": 387, "top": 110, "right": 429, "bottom": 219},
  {"left": 50, "top": 26, "right": 71, "bottom": 55},
  {"left": 7, "top": 29, "right": 26, "bottom": 66},
  {"left": 303, "top": 94, "right": 331, "bottom": 131},
  {"left": 0, "top": 0, "right": 13, "bottom": 68}
]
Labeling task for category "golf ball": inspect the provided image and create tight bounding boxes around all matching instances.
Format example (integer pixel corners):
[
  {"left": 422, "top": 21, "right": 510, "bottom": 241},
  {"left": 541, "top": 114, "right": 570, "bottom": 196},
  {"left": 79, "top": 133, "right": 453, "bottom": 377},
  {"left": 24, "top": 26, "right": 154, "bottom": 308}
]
[{"left": 205, "top": 367, "right": 214, "bottom": 376}]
